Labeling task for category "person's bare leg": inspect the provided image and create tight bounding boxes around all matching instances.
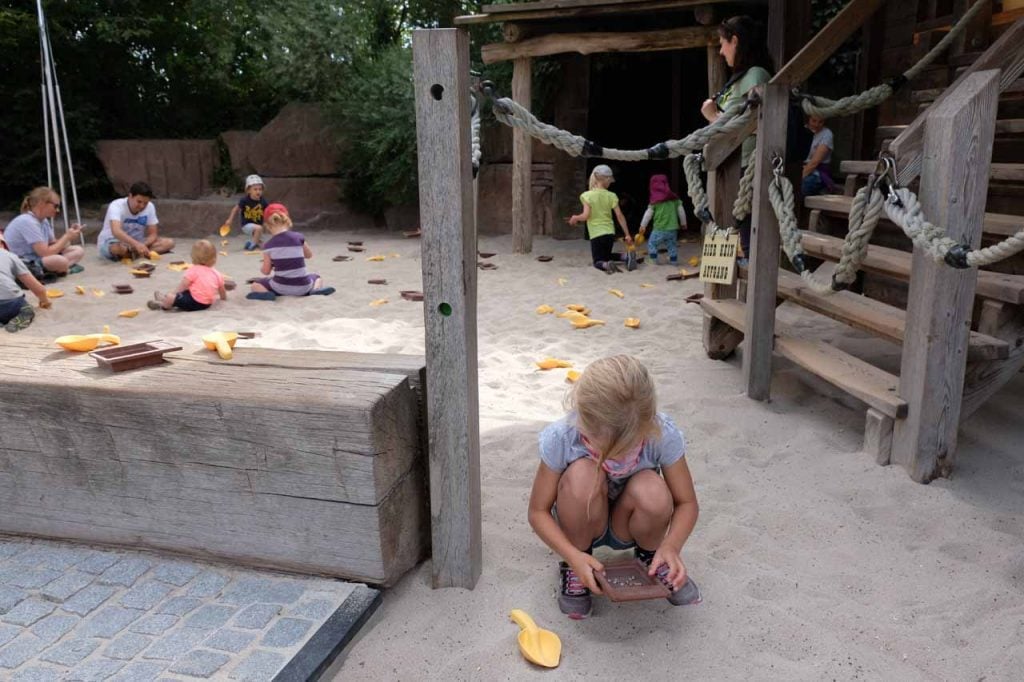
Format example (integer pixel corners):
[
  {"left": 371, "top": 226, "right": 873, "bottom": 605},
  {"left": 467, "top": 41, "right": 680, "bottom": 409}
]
[
  {"left": 41, "top": 254, "right": 70, "bottom": 274},
  {"left": 108, "top": 242, "right": 131, "bottom": 260},
  {"left": 151, "top": 236, "right": 175, "bottom": 254},
  {"left": 555, "top": 459, "right": 608, "bottom": 550},
  {"left": 62, "top": 245, "right": 84, "bottom": 264},
  {"left": 609, "top": 470, "right": 672, "bottom": 549},
  {"left": 250, "top": 282, "right": 270, "bottom": 293}
]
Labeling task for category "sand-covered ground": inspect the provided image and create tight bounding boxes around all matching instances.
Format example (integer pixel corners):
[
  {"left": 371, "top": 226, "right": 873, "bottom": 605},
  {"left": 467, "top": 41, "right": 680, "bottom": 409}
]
[{"left": 10, "top": 228, "right": 1024, "bottom": 680}]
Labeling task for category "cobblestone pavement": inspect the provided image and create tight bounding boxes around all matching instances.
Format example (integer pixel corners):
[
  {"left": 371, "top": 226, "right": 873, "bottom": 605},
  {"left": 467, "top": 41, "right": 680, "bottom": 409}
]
[{"left": 0, "top": 535, "right": 361, "bottom": 680}]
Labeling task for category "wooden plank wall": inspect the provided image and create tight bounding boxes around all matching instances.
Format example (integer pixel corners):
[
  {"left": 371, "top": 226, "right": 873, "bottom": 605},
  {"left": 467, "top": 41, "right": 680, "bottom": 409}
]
[{"left": 0, "top": 342, "right": 428, "bottom": 586}]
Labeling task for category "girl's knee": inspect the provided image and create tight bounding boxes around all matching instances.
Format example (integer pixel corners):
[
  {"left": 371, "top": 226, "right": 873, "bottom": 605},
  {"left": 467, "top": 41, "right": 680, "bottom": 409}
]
[
  {"left": 626, "top": 471, "right": 673, "bottom": 517},
  {"left": 558, "top": 458, "right": 604, "bottom": 500}
]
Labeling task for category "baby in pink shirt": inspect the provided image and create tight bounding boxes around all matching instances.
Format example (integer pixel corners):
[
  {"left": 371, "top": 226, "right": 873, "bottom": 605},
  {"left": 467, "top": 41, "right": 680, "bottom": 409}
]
[{"left": 148, "top": 239, "right": 227, "bottom": 311}]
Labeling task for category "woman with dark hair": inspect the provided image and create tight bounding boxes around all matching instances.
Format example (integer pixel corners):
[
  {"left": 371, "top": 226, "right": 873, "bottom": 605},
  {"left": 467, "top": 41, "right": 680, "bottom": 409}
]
[{"left": 699, "top": 15, "right": 774, "bottom": 256}]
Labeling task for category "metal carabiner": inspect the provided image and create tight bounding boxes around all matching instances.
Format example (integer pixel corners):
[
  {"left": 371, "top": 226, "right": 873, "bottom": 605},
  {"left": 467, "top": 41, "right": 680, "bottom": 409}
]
[{"left": 771, "top": 154, "right": 785, "bottom": 182}]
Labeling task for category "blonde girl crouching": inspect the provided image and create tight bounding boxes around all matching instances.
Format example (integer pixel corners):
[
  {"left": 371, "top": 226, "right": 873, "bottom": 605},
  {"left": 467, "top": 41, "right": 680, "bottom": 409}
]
[{"left": 528, "top": 355, "right": 700, "bottom": 619}]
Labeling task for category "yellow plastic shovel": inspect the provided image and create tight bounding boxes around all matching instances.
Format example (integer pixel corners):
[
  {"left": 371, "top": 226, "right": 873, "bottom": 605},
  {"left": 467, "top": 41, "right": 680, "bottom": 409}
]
[
  {"left": 55, "top": 333, "right": 121, "bottom": 352},
  {"left": 202, "top": 331, "right": 238, "bottom": 360},
  {"left": 509, "top": 609, "right": 561, "bottom": 668}
]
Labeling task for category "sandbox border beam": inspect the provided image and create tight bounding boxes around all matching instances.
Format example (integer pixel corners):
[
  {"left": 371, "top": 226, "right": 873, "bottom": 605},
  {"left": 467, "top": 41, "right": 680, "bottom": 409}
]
[{"left": 413, "top": 28, "right": 483, "bottom": 590}]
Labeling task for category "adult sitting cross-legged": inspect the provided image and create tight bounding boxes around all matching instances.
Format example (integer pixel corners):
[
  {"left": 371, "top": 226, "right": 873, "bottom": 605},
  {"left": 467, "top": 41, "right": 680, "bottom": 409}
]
[
  {"left": 3, "top": 186, "right": 85, "bottom": 276},
  {"left": 97, "top": 181, "right": 174, "bottom": 260}
]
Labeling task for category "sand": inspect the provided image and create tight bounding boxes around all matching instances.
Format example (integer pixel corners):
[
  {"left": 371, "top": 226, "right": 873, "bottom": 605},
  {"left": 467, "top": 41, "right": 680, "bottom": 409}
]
[{"left": 10, "top": 229, "right": 1024, "bottom": 680}]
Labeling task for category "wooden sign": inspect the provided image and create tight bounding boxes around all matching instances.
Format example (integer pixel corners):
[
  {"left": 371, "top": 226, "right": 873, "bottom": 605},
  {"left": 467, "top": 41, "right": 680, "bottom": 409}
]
[{"left": 699, "top": 231, "right": 739, "bottom": 285}]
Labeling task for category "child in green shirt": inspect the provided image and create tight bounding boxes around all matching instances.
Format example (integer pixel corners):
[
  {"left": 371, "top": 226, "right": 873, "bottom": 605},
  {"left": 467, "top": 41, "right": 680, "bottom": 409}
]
[
  {"left": 637, "top": 174, "right": 687, "bottom": 265},
  {"left": 568, "top": 165, "right": 635, "bottom": 273}
]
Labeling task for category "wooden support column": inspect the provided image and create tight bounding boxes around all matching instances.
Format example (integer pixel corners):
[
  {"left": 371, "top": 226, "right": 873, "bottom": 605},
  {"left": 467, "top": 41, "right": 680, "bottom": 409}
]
[
  {"left": 513, "top": 57, "right": 533, "bottom": 254},
  {"left": 742, "top": 83, "right": 789, "bottom": 400},
  {"left": 891, "top": 70, "right": 999, "bottom": 483},
  {"left": 702, "top": 152, "right": 744, "bottom": 359},
  {"left": 412, "top": 28, "right": 482, "bottom": 588}
]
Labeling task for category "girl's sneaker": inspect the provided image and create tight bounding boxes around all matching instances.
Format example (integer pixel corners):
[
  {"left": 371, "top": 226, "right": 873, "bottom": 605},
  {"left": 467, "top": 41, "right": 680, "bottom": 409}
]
[
  {"left": 558, "top": 562, "right": 592, "bottom": 619},
  {"left": 634, "top": 548, "right": 702, "bottom": 606}
]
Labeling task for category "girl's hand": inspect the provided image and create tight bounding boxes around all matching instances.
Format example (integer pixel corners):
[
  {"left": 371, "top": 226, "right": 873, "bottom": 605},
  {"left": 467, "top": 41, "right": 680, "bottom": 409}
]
[
  {"left": 38, "top": 297, "right": 52, "bottom": 310},
  {"left": 648, "top": 547, "right": 687, "bottom": 591},
  {"left": 624, "top": 234, "right": 633, "bottom": 245},
  {"left": 701, "top": 98, "right": 718, "bottom": 121},
  {"left": 567, "top": 215, "right": 580, "bottom": 226},
  {"left": 569, "top": 551, "right": 605, "bottom": 594}
]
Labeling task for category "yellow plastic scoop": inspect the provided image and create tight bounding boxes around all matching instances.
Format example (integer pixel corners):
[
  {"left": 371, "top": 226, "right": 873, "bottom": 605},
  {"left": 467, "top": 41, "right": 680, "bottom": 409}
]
[
  {"left": 55, "top": 333, "right": 121, "bottom": 352},
  {"left": 202, "top": 331, "right": 238, "bottom": 360},
  {"left": 509, "top": 609, "right": 560, "bottom": 668}
]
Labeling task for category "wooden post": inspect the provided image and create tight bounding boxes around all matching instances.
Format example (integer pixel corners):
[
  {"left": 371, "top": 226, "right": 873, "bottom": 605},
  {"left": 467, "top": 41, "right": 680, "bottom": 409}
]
[
  {"left": 742, "top": 83, "right": 789, "bottom": 400},
  {"left": 891, "top": 70, "right": 999, "bottom": 483},
  {"left": 412, "top": 28, "right": 482, "bottom": 588},
  {"left": 512, "top": 57, "right": 533, "bottom": 254}
]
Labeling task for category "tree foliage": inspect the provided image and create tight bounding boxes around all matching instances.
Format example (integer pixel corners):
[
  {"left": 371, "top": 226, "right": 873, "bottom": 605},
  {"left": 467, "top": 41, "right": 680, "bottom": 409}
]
[{"left": 0, "top": 0, "right": 521, "bottom": 211}]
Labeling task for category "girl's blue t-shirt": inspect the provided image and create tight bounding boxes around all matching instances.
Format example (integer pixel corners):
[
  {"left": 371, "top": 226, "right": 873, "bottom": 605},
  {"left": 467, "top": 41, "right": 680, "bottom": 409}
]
[{"left": 538, "top": 411, "right": 686, "bottom": 479}]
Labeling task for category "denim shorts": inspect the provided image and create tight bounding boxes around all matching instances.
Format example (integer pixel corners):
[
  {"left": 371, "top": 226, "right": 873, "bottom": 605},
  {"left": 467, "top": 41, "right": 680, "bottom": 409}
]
[
  {"left": 0, "top": 296, "right": 27, "bottom": 325},
  {"left": 241, "top": 223, "right": 261, "bottom": 237},
  {"left": 98, "top": 238, "right": 122, "bottom": 261}
]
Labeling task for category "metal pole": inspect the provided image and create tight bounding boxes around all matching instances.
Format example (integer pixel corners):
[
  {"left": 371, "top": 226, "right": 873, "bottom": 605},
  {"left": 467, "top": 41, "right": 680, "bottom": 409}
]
[
  {"left": 47, "top": 25, "right": 84, "bottom": 239},
  {"left": 36, "top": 0, "right": 70, "bottom": 236}
]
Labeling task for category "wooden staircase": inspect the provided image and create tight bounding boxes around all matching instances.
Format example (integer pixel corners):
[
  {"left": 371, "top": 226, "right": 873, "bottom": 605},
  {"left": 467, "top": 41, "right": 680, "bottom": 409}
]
[{"left": 698, "top": 2, "right": 1024, "bottom": 482}]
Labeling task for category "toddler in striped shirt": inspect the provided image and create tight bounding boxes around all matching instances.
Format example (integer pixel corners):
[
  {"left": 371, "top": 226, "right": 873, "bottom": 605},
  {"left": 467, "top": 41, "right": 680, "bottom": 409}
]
[{"left": 246, "top": 203, "right": 334, "bottom": 300}]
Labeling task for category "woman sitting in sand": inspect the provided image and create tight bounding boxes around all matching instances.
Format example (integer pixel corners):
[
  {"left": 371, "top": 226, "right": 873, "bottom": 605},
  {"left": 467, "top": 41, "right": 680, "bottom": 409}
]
[
  {"left": 528, "top": 355, "right": 701, "bottom": 620},
  {"left": 247, "top": 203, "right": 334, "bottom": 300},
  {"left": 3, "top": 186, "right": 85, "bottom": 277},
  {"left": 148, "top": 239, "right": 226, "bottom": 312}
]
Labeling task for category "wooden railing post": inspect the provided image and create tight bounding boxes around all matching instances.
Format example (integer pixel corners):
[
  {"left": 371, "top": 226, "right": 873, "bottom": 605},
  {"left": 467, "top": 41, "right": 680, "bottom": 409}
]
[
  {"left": 891, "top": 70, "right": 999, "bottom": 483},
  {"left": 412, "top": 28, "right": 482, "bottom": 588},
  {"left": 742, "top": 82, "right": 789, "bottom": 400},
  {"left": 702, "top": 153, "right": 744, "bottom": 359},
  {"left": 512, "top": 56, "right": 533, "bottom": 254}
]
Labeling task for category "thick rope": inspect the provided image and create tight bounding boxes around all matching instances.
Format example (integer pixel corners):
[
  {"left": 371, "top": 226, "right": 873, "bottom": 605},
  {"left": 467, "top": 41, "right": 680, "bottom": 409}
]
[
  {"left": 732, "top": 160, "right": 756, "bottom": 222},
  {"left": 683, "top": 153, "right": 724, "bottom": 234},
  {"left": 884, "top": 187, "right": 1024, "bottom": 267},
  {"left": 490, "top": 96, "right": 755, "bottom": 161},
  {"left": 470, "top": 92, "right": 482, "bottom": 177},
  {"left": 768, "top": 174, "right": 886, "bottom": 294},
  {"left": 800, "top": 0, "right": 989, "bottom": 120}
]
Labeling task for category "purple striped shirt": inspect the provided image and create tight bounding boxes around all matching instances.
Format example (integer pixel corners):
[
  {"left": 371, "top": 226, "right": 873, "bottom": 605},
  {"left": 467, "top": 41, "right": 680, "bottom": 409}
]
[{"left": 263, "top": 230, "right": 316, "bottom": 295}]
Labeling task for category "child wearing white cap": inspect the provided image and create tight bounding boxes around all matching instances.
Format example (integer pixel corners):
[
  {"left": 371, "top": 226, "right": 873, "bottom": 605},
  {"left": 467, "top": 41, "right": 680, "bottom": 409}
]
[
  {"left": 222, "top": 174, "right": 269, "bottom": 251},
  {"left": 568, "top": 165, "right": 636, "bottom": 273}
]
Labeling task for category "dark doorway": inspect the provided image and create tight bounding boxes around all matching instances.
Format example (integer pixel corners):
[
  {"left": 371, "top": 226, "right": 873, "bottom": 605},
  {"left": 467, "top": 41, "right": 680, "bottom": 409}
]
[{"left": 586, "top": 49, "right": 708, "bottom": 234}]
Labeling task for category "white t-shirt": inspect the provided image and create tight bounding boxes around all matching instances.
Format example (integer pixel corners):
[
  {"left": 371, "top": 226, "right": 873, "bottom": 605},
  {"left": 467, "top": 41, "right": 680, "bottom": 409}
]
[{"left": 99, "top": 198, "right": 159, "bottom": 244}]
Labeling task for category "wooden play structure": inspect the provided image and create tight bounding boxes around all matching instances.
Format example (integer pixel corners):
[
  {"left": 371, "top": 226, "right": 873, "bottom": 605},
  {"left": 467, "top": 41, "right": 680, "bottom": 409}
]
[
  {"left": 409, "top": 0, "right": 1024, "bottom": 589},
  {"left": 0, "top": 341, "right": 429, "bottom": 586}
]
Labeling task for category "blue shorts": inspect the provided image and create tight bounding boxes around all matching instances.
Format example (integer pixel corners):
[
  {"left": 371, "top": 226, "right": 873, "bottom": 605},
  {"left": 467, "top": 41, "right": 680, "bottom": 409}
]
[
  {"left": 98, "top": 238, "right": 122, "bottom": 261},
  {"left": 0, "top": 296, "right": 27, "bottom": 325}
]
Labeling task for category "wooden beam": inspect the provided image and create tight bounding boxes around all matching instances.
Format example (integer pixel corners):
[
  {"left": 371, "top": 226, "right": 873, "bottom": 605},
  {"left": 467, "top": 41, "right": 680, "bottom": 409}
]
[
  {"left": 891, "top": 70, "right": 999, "bottom": 483},
  {"left": 457, "top": 0, "right": 744, "bottom": 25},
  {"left": 742, "top": 82, "right": 788, "bottom": 400},
  {"left": 705, "top": 0, "right": 887, "bottom": 170},
  {"left": 481, "top": 26, "right": 716, "bottom": 63},
  {"left": 864, "top": 408, "right": 894, "bottom": 465},
  {"left": 890, "top": 18, "right": 1024, "bottom": 185},
  {"left": 512, "top": 57, "right": 533, "bottom": 254},
  {"left": 412, "top": 28, "right": 482, "bottom": 588},
  {"left": 702, "top": 152, "right": 743, "bottom": 359}
]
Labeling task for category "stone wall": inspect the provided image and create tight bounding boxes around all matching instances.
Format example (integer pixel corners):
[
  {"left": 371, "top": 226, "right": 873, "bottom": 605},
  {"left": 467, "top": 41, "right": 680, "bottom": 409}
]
[{"left": 94, "top": 140, "right": 218, "bottom": 199}]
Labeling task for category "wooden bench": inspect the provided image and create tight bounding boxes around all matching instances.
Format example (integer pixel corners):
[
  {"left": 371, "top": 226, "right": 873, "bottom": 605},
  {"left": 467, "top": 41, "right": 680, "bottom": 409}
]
[{"left": 0, "top": 341, "right": 428, "bottom": 586}]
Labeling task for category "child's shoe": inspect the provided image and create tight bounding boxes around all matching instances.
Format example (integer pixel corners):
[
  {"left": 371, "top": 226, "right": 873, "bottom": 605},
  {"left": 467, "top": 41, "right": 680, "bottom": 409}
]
[
  {"left": 3, "top": 304, "right": 35, "bottom": 333},
  {"left": 669, "top": 256, "right": 678, "bottom": 266},
  {"left": 625, "top": 248, "right": 638, "bottom": 271},
  {"left": 243, "top": 240, "right": 260, "bottom": 251},
  {"left": 634, "top": 548, "right": 701, "bottom": 606},
  {"left": 558, "top": 562, "right": 592, "bottom": 620}
]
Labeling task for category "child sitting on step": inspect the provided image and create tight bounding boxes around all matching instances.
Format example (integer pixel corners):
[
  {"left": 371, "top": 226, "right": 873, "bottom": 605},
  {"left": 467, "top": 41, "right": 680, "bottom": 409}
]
[
  {"left": 247, "top": 203, "right": 334, "bottom": 300},
  {"left": 568, "top": 165, "right": 636, "bottom": 273},
  {"left": 637, "top": 174, "right": 687, "bottom": 265},
  {"left": 528, "top": 355, "right": 701, "bottom": 620}
]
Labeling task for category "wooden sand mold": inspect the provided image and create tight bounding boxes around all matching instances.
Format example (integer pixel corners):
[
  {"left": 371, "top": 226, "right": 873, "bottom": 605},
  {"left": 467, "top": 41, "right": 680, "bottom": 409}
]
[{"left": 0, "top": 339, "right": 428, "bottom": 586}]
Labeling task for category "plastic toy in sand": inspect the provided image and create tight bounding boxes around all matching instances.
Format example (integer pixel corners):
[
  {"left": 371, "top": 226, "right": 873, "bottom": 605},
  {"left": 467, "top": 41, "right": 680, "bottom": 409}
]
[
  {"left": 55, "top": 330, "right": 120, "bottom": 352},
  {"left": 509, "top": 609, "right": 560, "bottom": 668},
  {"left": 535, "top": 358, "right": 572, "bottom": 370},
  {"left": 624, "top": 318, "right": 641, "bottom": 329},
  {"left": 202, "top": 331, "right": 238, "bottom": 360}
]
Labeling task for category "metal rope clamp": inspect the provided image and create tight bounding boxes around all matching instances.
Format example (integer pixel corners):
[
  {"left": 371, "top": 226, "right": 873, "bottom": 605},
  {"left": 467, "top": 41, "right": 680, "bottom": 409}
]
[{"left": 874, "top": 155, "right": 902, "bottom": 208}]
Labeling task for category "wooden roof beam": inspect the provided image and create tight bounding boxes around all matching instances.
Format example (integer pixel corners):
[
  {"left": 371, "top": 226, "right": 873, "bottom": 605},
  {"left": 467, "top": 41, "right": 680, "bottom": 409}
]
[
  {"left": 456, "top": 0, "right": 747, "bottom": 26},
  {"left": 481, "top": 25, "right": 717, "bottom": 64}
]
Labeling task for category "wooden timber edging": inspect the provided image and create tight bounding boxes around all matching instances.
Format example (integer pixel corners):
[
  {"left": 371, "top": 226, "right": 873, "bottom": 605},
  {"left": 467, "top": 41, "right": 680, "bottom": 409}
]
[{"left": 0, "top": 340, "right": 429, "bottom": 586}]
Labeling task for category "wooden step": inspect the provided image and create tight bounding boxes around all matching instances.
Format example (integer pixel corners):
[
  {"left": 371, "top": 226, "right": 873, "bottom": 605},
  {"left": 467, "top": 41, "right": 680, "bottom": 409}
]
[
  {"left": 773, "top": 269, "right": 1008, "bottom": 361},
  {"left": 839, "top": 161, "right": 1024, "bottom": 183},
  {"left": 799, "top": 230, "right": 1024, "bottom": 305},
  {"left": 698, "top": 297, "right": 908, "bottom": 419},
  {"left": 877, "top": 119, "right": 1024, "bottom": 138},
  {"left": 805, "top": 193, "right": 1024, "bottom": 239},
  {"left": 912, "top": 78, "right": 1024, "bottom": 103}
]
